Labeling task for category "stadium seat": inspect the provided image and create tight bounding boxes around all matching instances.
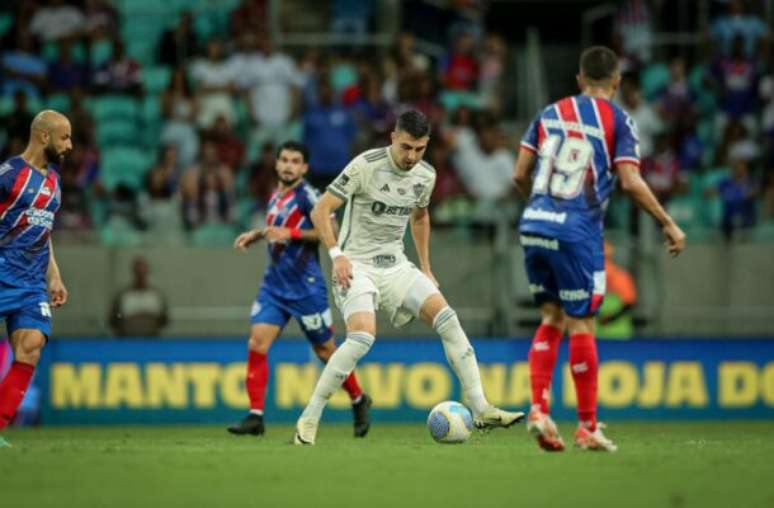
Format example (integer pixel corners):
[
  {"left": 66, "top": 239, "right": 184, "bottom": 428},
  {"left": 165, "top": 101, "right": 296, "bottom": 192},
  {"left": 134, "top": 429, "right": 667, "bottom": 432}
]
[
  {"left": 92, "top": 95, "right": 139, "bottom": 123},
  {"left": 0, "top": 12, "right": 12, "bottom": 37},
  {"left": 90, "top": 38, "right": 113, "bottom": 67},
  {"left": 640, "top": 63, "right": 670, "bottom": 101},
  {"left": 101, "top": 147, "right": 152, "bottom": 191},
  {"left": 96, "top": 119, "right": 141, "bottom": 147},
  {"left": 190, "top": 222, "right": 238, "bottom": 247},
  {"left": 46, "top": 93, "right": 71, "bottom": 113},
  {"left": 143, "top": 67, "right": 171, "bottom": 96},
  {"left": 99, "top": 216, "right": 144, "bottom": 247},
  {"left": 440, "top": 91, "right": 480, "bottom": 112}
]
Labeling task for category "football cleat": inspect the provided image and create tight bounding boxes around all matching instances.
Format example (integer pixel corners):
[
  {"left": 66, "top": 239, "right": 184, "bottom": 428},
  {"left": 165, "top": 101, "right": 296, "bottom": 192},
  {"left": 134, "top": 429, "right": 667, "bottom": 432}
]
[
  {"left": 352, "top": 393, "right": 372, "bottom": 438},
  {"left": 292, "top": 416, "right": 318, "bottom": 445},
  {"left": 0, "top": 436, "right": 11, "bottom": 448},
  {"left": 574, "top": 423, "right": 618, "bottom": 452},
  {"left": 227, "top": 413, "right": 265, "bottom": 436},
  {"left": 473, "top": 405, "right": 525, "bottom": 431},
  {"left": 526, "top": 408, "right": 565, "bottom": 452}
]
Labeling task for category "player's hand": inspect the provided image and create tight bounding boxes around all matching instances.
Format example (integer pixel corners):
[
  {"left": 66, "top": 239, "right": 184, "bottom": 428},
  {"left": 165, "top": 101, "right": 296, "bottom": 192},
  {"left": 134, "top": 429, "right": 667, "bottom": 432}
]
[
  {"left": 234, "top": 229, "right": 262, "bottom": 251},
  {"left": 263, "top": 226, "right": 291, "bottom": 243},
  {"left": 48, "top": 278, "right": 68, "bottom": 308},
  {"left": 662, "top": 221, "right": 686, "bottom": 257},
  {"left": 422, "top": 269, "right": 440, "bottom": 288},
  {"left": 333, "top": 255, "right": 354, "bottom": 289}
]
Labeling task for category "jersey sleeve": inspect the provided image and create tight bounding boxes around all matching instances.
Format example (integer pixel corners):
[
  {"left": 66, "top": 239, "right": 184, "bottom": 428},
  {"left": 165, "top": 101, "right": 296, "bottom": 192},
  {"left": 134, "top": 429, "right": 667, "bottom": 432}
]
[
  {"left": 417, "top": 172, "right": 436, "bottom": 208},
  {"left": 327, "top": 159, "right": 363, "bottom": 201},
  {"left": 298, "top": 184, "right": 320, "bottom": 217},
  {"left": 520, "top": 111, "right": 542, "bottom": 154},
  {"left": 613, "top": 109, "right": 641, "bottom": 167}
]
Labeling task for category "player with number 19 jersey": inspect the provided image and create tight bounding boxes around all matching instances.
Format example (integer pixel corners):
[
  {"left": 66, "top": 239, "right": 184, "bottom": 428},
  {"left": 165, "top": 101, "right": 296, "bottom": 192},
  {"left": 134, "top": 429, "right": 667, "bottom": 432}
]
[{"left": 518, "top": 94, "right": 640, "bottom": 316}]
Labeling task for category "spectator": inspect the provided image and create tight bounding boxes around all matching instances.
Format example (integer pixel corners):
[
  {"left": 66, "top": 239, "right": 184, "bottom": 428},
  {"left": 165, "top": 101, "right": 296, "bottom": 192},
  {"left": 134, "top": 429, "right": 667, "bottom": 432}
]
[
  {"left": 718, "top": 159, "right": 758, "bottom": 240},
  {"left": 597, "top": 241, "right": 638, "bottom": 340},
  {"left": 441, "top": 31, "right": 479, "bottom": 92},
  {"left": 107, "top": 184, "right": 147, "bottom": 230},
  {"left": 429, "top": 140, "right": 465, "bottom": 206},
  {"left": 720, "top": 120, "right": 760, "bottom": 165},
  {"left": 302, "top": 79, "right": 356, "bottom": 187},
  {"left": 658, "top": 57, "right": 694, "bottom": 132},
  {"left": 93, "top": 39, "right": 143, "bottom": 96},
  {"left": 146, "top": 146, "right": 180, "bottom": 200},
  {"left": 710, "top": 0, "right": 769, "bottom": 58},
  {"left": 56, "top": 148, "right": 94, "bottom": 232},
  {"left": 612, "top": 0, "right": 653, "bottom": 69},
  {"left": 1, "top": 90, "right": 33, "bottom": 147},
  {"left": 82, "top": 0, "right": 118, "bottom": 36},
  {"left": 478, "top": 34, "right": 506, "bottom": 113},
  {"left": 68, "top": 88, "right": 96, "bottom": 146},
  {"left": 203, "top": 115, "right": 246, "bottom": 171},
  {"left": 1, "top": 30, "right": 47, "bottom": 99},
  {"left": 143, "top": 147, "right": 184, "bottom": 238},
  {"left": 247, "top": 142, "right": 277, "bottom": 208},
  {"left": 48, "top": 39, "right": 89, "bottom": 92},
  {"left": 238, "top": 35, "right": 303, "bottom": 142},
  {"left": 349, "top": 72, "right": 395, "bottom": 147},
  {"left": 190, "top": 39, "right": 237, "bottom": 129},
  {"left": 392, "top": 32, "right": 431, "bottom": 74},
  {"left": 160, "top": 67, "right": 199, "bottom": 169},
  {"left": 159, "top": 10, "right": 197, "bottom": 67},
  {"left": 712, "top": 36, "right": 761, "bottom": 129},
  {"left": 181, "top": 140, "right": 235, "bottom": 229},
  {"left": 230, "top": 0, "right": 268, "bottom": 39},
  {"left": 762, "top": 67, "right": 774, "bottom": 166},
  {"left": 619, "top": 75, "right": 664, "bottom": 158},
  {"left": 411, "top": 73, "right": 446, "bottom": 130},
  {"left": 641, "top": 133, "right": 682, "bottom": 203},
  {"left": 109, "top": 257, "right": 169, "bottom": 337},
  {"left": 28, "top": 0, "right": 85, "bottom": 41},
  {"left": 449, "top": 118, "right": 514, "bottom": 205}
]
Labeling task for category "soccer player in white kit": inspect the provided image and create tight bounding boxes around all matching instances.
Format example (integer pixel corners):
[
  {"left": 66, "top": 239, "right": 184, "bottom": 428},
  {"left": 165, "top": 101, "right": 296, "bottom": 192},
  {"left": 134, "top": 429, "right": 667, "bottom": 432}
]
[{"left": 293, "top": 110, "right": 525, "bottom": 444}]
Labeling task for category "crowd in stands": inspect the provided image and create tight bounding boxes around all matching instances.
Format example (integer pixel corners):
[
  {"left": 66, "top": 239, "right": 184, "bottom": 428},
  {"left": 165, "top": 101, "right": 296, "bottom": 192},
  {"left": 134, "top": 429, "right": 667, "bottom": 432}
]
[{"left": 0, "top": 0, "right": 772, "bottom": 245}]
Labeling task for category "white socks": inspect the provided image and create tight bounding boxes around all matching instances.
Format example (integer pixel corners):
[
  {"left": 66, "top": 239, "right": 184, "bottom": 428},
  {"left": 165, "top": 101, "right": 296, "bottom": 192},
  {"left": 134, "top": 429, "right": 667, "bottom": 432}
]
[
  {"left": 433, "top": 307, "right": 489, "bottom": 415},
  {"left": 301, "top": 331, "right": 374, "bottom": 421}
]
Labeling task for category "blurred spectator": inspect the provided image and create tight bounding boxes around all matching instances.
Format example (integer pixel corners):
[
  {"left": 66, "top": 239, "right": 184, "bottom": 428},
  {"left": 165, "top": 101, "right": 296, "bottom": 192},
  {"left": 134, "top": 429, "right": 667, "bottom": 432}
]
[
  {"left": 597, "top": 241, "right": 638, "bottom": 340},
  {"left": 349, "top": 72, "right": 394, "bottom": 147},
  {"left": 203, "top": 115, "right": 246, "bottom": 171},
  {"left": 181, "top": 140, "right": 235, "bottom": 229},
  {"left": 69, "top": 88, "right": 96, "bottom": 146},
  {"left": 109, "top": 257, "right": 169, "bottom": 337},
  {"left": 146, "top": 146, "right": 180, "bottom": 200},
  {"left": 82, "top": 0, "right": 118, "bottom": 36},
  {"left": 392, "top": 32, "right": 431, "bottom": 74},
  {"left": 303, "top": 79, "right": 356, "bottom": 187},
  {"left": 712, "top": 36, "right": 761, "bottom": 127},
  {"left": 160, "top": 67, "right": 199, "bottom": 169},
  {"left": 230, "top": 0, "right": 268, "bottom": 39},
  {"left": 429, "top": 141, "right": 465, "bottom": 205},
  {"left": 107, "top": 184, "right": 147, "bottom": 230},
  {"left": 48, "top": 39, "right": 89, "bottom": 92},
  {"left": 411, "top": 73, "right": 446, "bottom": 129},
  {"left": 191, "top": 39, "right": 237, "bottom": 128},
  {"left": 619, "top": 75, "right": 664, "bottom": 158},
  {"left": 93, "top": 39, "right": 143, "bottom": 96},
  {"left": 710, "top": 0, "right": 769, "bottom": 58},
  {"left": 441, "top": 32, "right": 479, "bottom": 92},
  {"left": 159, "top": 10, "right": 197, "bottom": 67},
  {"left": 613, "top": 0, "right": 653, "bottom": 70},
  {"left": 478, "top": 34, "right": 506, "bottom": 113},
  {"left": 449, "top": 119, "right": 514, "bottom": 204},
  {"left": 29, "top": 0, "right": 85, "bottom": 41},
  {"left": 658, "top": 57, "right": 695, "bottom": 131},
  {"left": 720, "top": 120, "right": 760, "bottom": 165},
  {"left": 758, "top": 58, "right": 774, "bottom": 166},
  {"left": 641, "top": 134, "right": 682, "bottom": 203},
  {"left": 247, "top": 142, "right": 277, "bottom": 206},
  {"left": 331, "top": 0, "right": 374, "bottom": 40},
  {"left": 677, "top": 119, "right": 705, "bottom": 171},
  {"left": 717, "top": 159, "right": 758, "bottom": 240},
  {"left": 1, "top": 30, "right": 47, "bottom": 99},
  {"left": 238, "top": 36, "right": 302, "bottom": 135},
  {"left": 1, "top": 90, "right": 33, "bottom": 147},
  {"left": 56, "top": 150, "right": 95, "bottom": 231}
]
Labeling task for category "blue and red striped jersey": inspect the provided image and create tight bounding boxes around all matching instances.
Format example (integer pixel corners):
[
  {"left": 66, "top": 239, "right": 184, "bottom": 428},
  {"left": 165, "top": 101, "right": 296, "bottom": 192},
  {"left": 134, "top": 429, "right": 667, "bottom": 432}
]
[
  {"left": 262, "top": 180, "right": 326, "bottom": 299},
  {"left": 0, "top": 156, "right": 61, "bottom": 289},
  {"left": 519, "top": 94, "right": 640, "bottom": 242}
]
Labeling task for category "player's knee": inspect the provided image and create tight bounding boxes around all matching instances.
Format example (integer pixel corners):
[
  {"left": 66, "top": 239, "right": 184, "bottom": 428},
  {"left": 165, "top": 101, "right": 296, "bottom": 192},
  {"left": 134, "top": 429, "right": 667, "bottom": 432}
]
[
  {"left": 343, "top": 331, "right": 374, "bottom": 359},
  {"left": 313, "top": 341, "right": 336, "bottom": 362},
  {"left": 432, "top": 306, "right": 459, "bottom": 333},
  {"left": 248, "top": 333, "right": 271, "bottom": 354},
  {"left": 14, "top": 334, "right": 46, "bottom": 365},
  {"left": 541, "top": 303, "right": 566, "bottom": 329}
]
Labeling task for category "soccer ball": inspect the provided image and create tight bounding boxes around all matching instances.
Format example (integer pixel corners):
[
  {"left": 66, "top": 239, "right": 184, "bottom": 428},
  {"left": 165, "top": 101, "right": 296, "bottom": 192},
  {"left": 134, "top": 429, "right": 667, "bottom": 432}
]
[{"left": 427, "top": 401, "right": 473, "bottom": 444}]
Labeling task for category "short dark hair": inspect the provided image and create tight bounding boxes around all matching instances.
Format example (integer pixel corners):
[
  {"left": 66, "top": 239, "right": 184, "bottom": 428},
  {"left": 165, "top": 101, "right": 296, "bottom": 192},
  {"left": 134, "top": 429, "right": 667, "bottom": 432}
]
[
  {"left": 395, "top": 110, "right": 431, "bottom": 138},
  {"left": 276, "top": 140, "right": 309, "bottom": 163},
  {"left": 579, "top": 46, "right": 619, "bottom": 82}
]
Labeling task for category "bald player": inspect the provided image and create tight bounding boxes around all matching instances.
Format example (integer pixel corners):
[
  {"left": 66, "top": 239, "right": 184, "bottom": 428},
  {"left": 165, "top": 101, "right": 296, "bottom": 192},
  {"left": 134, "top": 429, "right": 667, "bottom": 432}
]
[{"left": 0, "top": 110, "right": 70, "bottom": 447}]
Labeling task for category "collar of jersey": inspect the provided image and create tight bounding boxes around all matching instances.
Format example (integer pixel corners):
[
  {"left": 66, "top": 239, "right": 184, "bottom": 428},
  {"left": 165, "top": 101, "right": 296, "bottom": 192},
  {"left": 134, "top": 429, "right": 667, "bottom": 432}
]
[{"left": 385, "top": 146, "right": 411, "bottom": 176}]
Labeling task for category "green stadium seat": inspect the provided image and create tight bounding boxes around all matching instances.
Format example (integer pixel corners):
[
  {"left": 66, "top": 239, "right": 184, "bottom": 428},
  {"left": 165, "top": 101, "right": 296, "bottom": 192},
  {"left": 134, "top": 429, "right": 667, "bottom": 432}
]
[
  {"left": 90, "top": 39, "right": 113, "bottom": 67},
  {"left": 143, "top": 67, "right": 171, "bottom": 95},
  {"left": 191, "top": 222, "right": 238, "bottom": 247},
  {"left": 99, "top": 216, "right": 144, "bottom": 247},
  {"left": 0, "top": 12, "right": 12, "bottom": 37},
  {"left": 0, "top": 95, "right": 13, "bottom": 116},
  {"left": 46, "top": 93, "right": 71, "bottom": 113},
  {"left": 96, "top": 119, "right": 140, "bottom": 147},
  {"left": 92, "top": 95, "right": 139, "bottom": 122},
  {"left": 640, "top": 63, "right": 670, "bottom": 101},
  {"left": 101, "top": 147, "right": 152, "bottom": 191},
  {"left": 439, "top": 91, "right": 480, "bottom": 112}
]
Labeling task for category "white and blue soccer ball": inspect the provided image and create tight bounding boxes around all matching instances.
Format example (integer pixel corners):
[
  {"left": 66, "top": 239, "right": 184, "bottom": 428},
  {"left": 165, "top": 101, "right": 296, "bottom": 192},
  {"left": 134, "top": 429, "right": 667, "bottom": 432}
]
[{"left": 427, "top": 401, "right": 474, "bottom": 444}]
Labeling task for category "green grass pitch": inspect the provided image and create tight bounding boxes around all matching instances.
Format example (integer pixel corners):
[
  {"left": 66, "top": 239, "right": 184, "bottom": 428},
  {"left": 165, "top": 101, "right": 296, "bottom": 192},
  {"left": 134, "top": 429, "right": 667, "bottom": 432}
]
[{"left": 3, "top": 422, "right": 774, "bottom": 508}]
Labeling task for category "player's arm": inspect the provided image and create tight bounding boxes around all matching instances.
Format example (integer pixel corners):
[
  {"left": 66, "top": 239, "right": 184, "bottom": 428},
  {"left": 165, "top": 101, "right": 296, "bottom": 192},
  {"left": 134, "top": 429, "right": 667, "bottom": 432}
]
[
  {"left": 410, "top": 207, "right": 439, "bottom": 287},
  {"left": 47, "top": 239, "right": 68, "bottom": 307},
  {"left": 512, "top": 147, "right": 538, "bottom": 198},
  {"left": 311, "top": 191, "right": 353, "bottom": 288},
  {"left": 617, "top": 163, "right": 686, "bottom": 256}
]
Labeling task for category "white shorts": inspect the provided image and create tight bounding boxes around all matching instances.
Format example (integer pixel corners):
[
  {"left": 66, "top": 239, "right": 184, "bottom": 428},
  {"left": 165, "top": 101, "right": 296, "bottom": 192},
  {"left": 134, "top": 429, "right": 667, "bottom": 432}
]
[{"left": 332, "top": 259, "right": 440, "bottom": 328}]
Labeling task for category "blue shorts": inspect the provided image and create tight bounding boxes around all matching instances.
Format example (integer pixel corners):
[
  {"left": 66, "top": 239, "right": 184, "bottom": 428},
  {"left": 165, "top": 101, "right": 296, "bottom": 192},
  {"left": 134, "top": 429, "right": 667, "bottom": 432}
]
[
  {"left": 0, "top": 285, "right": 52, "bottom": 337},
  {"left": 522, "top": 235, "right": 605, "bottom": 318},
  {"left": 250, "top": 287, "right": 334, "bottom": 345}
]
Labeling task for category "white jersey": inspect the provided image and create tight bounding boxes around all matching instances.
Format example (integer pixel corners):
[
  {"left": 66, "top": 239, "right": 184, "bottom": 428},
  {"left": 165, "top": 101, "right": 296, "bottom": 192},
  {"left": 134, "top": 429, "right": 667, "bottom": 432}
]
[{"left": 327, "top": 147, "right": 436, "bottom": 265}]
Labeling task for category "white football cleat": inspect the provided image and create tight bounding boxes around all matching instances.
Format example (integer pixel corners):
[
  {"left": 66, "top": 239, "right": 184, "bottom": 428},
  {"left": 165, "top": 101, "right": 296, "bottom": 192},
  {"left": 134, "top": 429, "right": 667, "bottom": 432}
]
[
  {"left": 292, "top": 416, "right": 318, "bottom": 445},
  {"left": 527, "top": 408, "right": 565, "bottom": 452},
  {"left": 473, "top": 405, "right": 525, "bottom": 431},
  {"left": 574, "top": 423, "right": 618, "bottom": 452}
]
